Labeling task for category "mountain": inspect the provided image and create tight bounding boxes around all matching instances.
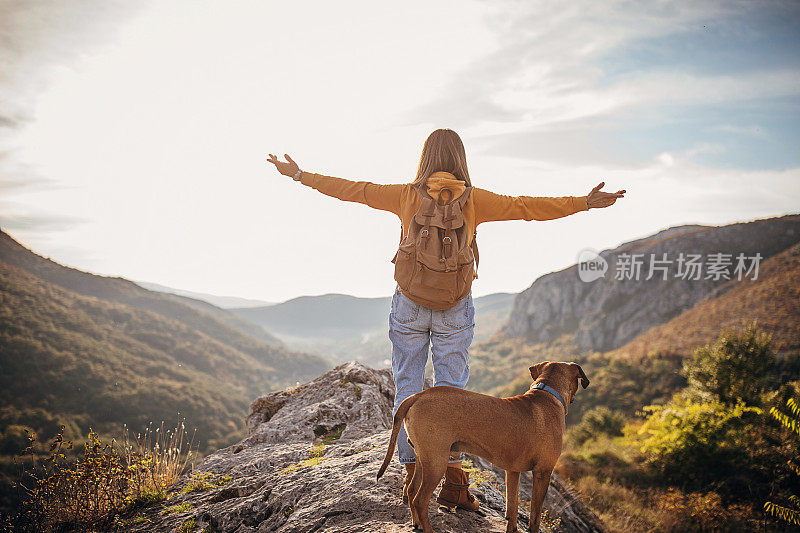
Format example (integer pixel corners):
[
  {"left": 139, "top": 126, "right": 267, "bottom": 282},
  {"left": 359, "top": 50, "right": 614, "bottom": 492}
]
[
  {"left": 502, "top": 214, "right": 800, "bottom": 353},
  {"left": 231, "top": 293, "right": 393, "bottom": 367},
  {"left": 139, "top": 289, "right": 285, "bottom": 347},
  {"left": 231, "top": 292, "right": 515, "bottom": 368},
  {"left": 0, "top": 228, "right": 330, "bottom": 454},
  {"left": 609, "top": 240, "right": 800, "bottom": 362},
  {"left": 472, "top": 291, "right": 516, "bottom": 340},
  {"left": 133, "top": 280, "right": 276, "bottom": 309},
  {"left": 120, "top": 362, "right": 607, "bottom": 533},
  {"left": 232, "top": 293, "right": 392, "bottom": 340},
  {"left": 0, "top": 230, "right": 288, "bottom": 358}
]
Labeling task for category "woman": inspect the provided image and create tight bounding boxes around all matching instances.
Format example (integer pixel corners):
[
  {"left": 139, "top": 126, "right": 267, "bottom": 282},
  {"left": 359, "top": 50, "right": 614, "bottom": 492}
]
[{"left": 266, "top": 129, "right": 625, "bottom": 511}]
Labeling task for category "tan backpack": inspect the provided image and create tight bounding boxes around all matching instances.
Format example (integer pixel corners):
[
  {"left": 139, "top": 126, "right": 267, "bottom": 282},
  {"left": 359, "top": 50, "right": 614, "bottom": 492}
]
[{"left": 390, "top": 179, "right": 479, "bottom": 310}]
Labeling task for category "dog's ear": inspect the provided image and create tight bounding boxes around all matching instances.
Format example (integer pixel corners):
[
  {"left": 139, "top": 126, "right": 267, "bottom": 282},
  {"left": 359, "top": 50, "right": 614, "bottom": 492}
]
[
  {"left": 529, "top": 361, "right": 548, "bottom": 380},
  {"left": 573, "top": 363, "right": 590, "bottom": 389}
]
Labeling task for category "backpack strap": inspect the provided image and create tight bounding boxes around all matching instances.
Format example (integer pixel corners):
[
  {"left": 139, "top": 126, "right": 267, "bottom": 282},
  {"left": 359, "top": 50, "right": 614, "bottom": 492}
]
[
  {"left": 471, "top": 229, "right": 479, "bottom": 277},
  {"left": 411, "top": 179, "right": 432, "bottom": 200},
  {"left": 458, "top": 187, "right": 478, "bottom": 275}
]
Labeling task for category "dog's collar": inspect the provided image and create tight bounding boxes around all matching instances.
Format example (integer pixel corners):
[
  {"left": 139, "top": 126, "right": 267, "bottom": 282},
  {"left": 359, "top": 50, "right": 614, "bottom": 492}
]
[{"left": 530, "top": 383, "right": 567, "bottom": 412}]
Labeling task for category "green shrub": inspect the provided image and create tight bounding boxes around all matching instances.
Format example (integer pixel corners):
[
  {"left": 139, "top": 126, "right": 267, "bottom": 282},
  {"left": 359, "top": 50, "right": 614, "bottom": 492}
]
[
  {"left": 637, "top": 395, "right": 764, "bottom": 495},
  {"left": 569, "top": 407, "right": 625, "bottom": 446},
  {"left": 682, "top": 320, "right": 774, "bottom": 406}
]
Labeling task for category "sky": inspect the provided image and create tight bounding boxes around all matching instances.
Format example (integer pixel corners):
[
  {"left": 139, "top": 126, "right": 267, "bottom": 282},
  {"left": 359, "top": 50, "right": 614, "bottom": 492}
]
[{"left": 1, "top": 0, "right": 798, "bottom": 303}]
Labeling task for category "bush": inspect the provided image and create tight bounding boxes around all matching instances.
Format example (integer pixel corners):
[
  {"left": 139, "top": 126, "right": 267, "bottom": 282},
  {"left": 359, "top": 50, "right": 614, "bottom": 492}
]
[
  {"left": 568, "top": 407, "right": 626, "bottom": 446},
  {"left": 9, "top": 426, "right": 128, "bottom": 531},
  {"left": 2, "top": 419, "right": 198, "bottom": 532},
  {"left": 636, "top": 395, "right": 765, "bottom": 496}
]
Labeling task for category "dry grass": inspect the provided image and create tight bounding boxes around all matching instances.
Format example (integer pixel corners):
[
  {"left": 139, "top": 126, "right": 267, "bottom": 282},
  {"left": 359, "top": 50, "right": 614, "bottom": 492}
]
[
  {"left": 6, "top": 419, "right": 199, "bottom": 532},
  {"left": 558, "top": 432, "right": 760, "bottom": 532},
  {"left": 121, "top": 418, "right": 199, "bottom": 501}
]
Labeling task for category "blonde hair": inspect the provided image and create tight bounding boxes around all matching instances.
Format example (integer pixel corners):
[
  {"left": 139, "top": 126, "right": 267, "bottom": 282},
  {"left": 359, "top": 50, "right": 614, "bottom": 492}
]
[{"left": 412, "top": 129, "right": 472, "bottom": 188}]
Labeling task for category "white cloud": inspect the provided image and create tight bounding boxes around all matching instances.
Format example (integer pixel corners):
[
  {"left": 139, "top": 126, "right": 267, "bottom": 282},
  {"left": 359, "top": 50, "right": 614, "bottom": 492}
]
[{"left": 413, "top": 1, "right": 798, "bottom": 134}]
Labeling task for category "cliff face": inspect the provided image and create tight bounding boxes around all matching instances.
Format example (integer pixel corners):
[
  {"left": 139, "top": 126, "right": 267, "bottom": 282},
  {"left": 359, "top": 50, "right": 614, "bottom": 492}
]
[
  {"left": 502, "top": 215, "right": 800, "bottom": 353},
  {"left": 128, "top": 362, "right": 606, "bottom": 532},
  {"left": 609, "top": 240, "right": 800, "bottom": 361}
]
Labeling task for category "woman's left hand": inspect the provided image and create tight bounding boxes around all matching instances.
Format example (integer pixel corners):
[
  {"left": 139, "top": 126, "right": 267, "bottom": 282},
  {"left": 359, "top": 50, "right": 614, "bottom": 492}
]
[{"left": 587, "top": 182, "right": 625, "bottom": 209}]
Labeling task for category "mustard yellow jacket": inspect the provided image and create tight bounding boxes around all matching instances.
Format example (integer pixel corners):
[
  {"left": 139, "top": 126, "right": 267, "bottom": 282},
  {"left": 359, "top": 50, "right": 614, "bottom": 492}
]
[{"left": 298, "top": 169, "right": 589, "bottom": 278}]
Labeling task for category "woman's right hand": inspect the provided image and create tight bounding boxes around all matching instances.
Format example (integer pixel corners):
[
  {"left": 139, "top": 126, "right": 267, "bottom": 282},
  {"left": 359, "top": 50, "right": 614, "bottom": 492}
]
[
  {"left": 587, "top": 181, "right": 625, "bottom": 209},
  {"left": 266, "top": 153, "right": 300, "bottom": 177}
]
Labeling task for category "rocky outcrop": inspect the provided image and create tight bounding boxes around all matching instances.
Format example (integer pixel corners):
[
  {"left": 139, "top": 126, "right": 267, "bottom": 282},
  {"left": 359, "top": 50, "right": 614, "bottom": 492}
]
[
  {"left": 502, "top": 214, "right": 800, "bottom": 352},
  {"left": 126, "top": 361, "right": 607, "bottom": 532},
  {"left": 242, "top": 361, "right": 397, "bottom": 446}
]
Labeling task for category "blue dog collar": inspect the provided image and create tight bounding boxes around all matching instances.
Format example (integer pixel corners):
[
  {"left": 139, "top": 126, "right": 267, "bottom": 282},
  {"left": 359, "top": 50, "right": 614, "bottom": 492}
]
[{"left": 531, "top": 383, "right": 567, "bottom": 412}]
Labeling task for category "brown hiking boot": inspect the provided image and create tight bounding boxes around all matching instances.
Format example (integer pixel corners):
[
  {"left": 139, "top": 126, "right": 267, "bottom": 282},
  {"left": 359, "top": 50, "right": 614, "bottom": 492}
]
[
  {"left": 436, "top": 465, "right": 479, "bottom": 511},
  {"left": 402, "top": 462, "right": 415, "bottom": 503}
]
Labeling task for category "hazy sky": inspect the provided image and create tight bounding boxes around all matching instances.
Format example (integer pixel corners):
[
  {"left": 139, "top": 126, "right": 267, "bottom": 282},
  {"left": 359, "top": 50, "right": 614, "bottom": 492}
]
[{"left": 1, "top": 0, "right": 798, "bottom": 302}]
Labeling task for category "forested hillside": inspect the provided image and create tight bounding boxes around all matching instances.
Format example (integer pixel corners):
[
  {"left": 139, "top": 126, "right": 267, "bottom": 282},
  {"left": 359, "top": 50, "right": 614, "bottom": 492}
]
[{"left": 0, "top": 230, "right": 330, "bottom": 513}]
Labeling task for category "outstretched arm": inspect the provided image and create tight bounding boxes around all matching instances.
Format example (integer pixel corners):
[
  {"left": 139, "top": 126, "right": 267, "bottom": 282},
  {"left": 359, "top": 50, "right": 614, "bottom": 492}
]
[
  {"left": 266, "top": 153, "right": 403, "bottom": 215},
  {"left": 473, "top": 181, "right": 625, "bottom": 225}
]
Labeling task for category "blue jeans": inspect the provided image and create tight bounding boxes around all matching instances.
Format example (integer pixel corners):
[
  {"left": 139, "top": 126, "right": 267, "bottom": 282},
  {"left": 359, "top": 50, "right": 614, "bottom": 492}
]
[{"left": 388, "top": 283, "right": 475, "bottom": 464}]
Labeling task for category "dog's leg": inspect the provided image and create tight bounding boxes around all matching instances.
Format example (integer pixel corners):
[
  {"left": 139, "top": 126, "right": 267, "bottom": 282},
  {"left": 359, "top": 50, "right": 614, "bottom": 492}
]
[
  {"left": 412, "top": 456, "right": 447, "bottom": 533},
  {"left": 504, "top": 470, "right": 520, "bottom": 532},
  {"left": 408, "top": 457, "right": 423, "bottom": 529},
  {"left": 528, "top": 467, "right": 552, "bottom": 533}
]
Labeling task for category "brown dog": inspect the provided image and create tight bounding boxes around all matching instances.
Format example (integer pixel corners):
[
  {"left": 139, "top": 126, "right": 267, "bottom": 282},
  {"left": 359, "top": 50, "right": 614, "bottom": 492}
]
[{"left": 377, "top": 361, "right": 589, "bottom": 533}]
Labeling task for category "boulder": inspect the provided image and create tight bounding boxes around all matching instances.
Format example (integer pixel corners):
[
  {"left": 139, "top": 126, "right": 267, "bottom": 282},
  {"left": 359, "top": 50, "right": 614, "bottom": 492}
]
[{"left": 124, "top": 361, "right": 607, "bottom": 532}]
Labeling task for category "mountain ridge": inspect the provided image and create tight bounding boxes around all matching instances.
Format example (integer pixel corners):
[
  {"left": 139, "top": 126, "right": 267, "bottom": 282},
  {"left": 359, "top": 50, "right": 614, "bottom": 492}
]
[
  {"left": 502, "top": 213, "right": 800, "bottom": 353},
  {"left": 132, "top": 280, "right": 276, "bottom": 309}
]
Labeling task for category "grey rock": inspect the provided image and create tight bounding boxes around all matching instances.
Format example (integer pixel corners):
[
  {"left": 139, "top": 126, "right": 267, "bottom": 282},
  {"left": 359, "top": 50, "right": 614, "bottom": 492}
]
[
  {"left": 124, "top": 361, "right": 606, "bottom": 532},
  {"left": 243, "top": 361, "right": 397, "bottom": 446}
]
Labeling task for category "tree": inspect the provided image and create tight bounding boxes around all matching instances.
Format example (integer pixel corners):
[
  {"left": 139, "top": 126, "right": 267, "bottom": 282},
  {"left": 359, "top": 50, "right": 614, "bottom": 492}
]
[
  {"left": 636, "top": 322, "right": 783, "bottom": 499},
  {"left": 682, "top": 320, "right": 774, "bottom": 406}
]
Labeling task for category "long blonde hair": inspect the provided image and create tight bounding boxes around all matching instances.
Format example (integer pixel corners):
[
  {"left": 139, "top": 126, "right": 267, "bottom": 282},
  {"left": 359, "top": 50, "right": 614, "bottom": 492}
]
[{"left": 412, "top": 129, "right": 472, "bottom": 188}]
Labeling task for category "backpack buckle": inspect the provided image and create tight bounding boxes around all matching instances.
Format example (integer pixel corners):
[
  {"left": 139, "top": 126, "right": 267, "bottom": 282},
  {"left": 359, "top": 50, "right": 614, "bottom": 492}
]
[
  {"left": 421, "top": 229, "right": 429, "bottom": 237},
  {"left": 442, "top": 236, "right": 452, "bottom": 243}
]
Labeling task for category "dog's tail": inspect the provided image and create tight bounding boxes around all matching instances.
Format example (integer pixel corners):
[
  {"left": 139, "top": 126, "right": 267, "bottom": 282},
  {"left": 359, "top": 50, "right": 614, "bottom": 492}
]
[{"left": 376, "top": 393, "right": 418, "bottom": 480}]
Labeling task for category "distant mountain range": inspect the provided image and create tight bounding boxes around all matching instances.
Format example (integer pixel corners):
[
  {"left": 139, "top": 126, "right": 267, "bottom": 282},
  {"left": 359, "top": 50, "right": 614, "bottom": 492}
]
[
  {"left": 229, "top": 291, "right": 517, "bottom": 368},
  {"left": 132, "top": 280, "right": 276, "bottom": 309},
  {"left": 132, "top": 284, "right": 285, "bottom": 347}
]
